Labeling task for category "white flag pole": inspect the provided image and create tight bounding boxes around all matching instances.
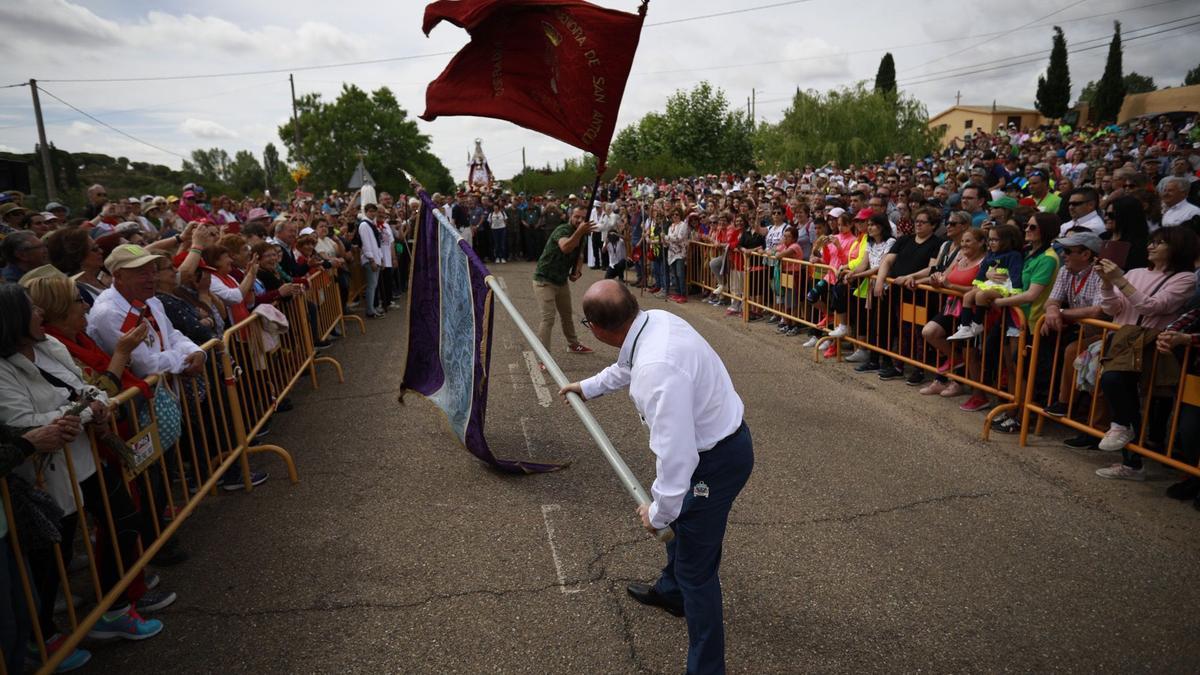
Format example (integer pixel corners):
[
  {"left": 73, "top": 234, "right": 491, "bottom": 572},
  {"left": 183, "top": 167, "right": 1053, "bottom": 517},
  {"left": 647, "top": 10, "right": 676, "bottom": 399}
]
[{"left": 485, "top": 275, "right": 673, "bottom": 544}]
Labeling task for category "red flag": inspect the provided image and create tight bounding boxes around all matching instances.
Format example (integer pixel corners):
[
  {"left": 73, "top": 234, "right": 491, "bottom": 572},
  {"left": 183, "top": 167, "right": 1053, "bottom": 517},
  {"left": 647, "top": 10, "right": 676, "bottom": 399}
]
[{"left": 421, "top": 0, "right": 646, "bottom": 171}]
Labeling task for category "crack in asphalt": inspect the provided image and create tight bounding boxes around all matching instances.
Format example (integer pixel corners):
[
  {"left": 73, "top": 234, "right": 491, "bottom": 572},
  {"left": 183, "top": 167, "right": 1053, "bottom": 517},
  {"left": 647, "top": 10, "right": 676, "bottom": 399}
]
[
  {"left": 728, "top": 489, "right": 1054, "bottom": 527},
  {"left": 167, "top": 581, "right": 574, "bottom": 619}
]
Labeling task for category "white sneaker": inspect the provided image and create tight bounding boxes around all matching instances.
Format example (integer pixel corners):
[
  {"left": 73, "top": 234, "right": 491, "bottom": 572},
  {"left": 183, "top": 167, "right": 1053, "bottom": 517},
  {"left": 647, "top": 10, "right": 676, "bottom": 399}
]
[
  {"left": 1098, "top": 423, "right": 1136, "bottom": 452},
  {"left": 816, "top": 338, "right": 832, "bottom": 350},
  {"left": 1095, "top": 462, "right": 1145, "bottom": 481},
  {"left": 828, "top": 324, "right": 849, "bottom": 339},
  {"left": 802, "top": 335, "right": 819, "bottom": 348},
  {"left": 845, "top": 348, "right": 869, "bottom": 363},
  {"left": 947, "top": 323, "right": 981, "bottom": 341},
  {"left": 713, "top": 285, "right": 724, "bottom": 296}
]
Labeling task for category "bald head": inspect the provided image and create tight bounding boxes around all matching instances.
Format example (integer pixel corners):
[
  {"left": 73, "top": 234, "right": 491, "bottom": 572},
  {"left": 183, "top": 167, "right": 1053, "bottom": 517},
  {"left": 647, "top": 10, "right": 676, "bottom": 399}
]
[{"left": 582, "top": 280, "right": 639, "bottom": 332}]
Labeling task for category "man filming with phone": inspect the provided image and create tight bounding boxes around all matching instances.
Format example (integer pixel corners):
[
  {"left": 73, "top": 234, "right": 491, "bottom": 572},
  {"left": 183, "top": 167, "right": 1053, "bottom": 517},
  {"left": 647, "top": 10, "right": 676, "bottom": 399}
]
[{"left": 532, "top": 205, "right": 598, "bottom": 356}]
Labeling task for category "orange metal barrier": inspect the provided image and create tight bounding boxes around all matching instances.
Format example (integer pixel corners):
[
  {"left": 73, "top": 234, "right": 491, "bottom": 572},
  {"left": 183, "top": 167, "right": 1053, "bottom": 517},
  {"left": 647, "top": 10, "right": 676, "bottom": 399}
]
[
  {"left": 685, "top": 242, "right": 1029, "bottom": 435},
  {"left": 1019, "top": 315, "right": 1199, "bottom": 476},
  {"left": 306, "top": 268, "right": 365, "bottom": 340},
  {"left": 10, "top": 295, "right": 356, "bottom": 672}
]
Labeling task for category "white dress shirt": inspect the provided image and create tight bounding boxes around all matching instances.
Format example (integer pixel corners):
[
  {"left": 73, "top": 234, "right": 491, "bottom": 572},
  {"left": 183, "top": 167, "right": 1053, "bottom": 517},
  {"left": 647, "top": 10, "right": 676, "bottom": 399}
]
[
  {"left": 358, "top": 219, "right": 383, "bottom": 267},
  {"left": 1161, "top": 199, "right": 1200, "bottom": 228},
  {"left": 87, "top": 287, "right": 203, "bottom": 378},
  {"left": 1058, "top": 209, "right": 1105, "bottom": 236},
  {"left": 580, "top": 310, "right": 744, "bottom": 529}
]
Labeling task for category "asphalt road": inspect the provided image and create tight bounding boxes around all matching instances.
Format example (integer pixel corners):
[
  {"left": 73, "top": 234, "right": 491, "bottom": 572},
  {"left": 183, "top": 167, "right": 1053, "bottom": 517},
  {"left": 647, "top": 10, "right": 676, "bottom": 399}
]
[{"left": 88, "top": 261, "right": 1200, "bottom": 674}]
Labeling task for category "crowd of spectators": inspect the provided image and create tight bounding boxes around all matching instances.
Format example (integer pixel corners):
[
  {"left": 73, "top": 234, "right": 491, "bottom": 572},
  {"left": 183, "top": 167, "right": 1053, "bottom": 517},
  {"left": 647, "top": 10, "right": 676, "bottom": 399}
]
[
  {"left": 454, "top": 114, "right": 1200, "bottom": 508},
  {"left": 0, "top": 180, "right": 419, "bottom": 671},
  {"left": 2, "top": 112, "right": 1200, "bottom": 670}
]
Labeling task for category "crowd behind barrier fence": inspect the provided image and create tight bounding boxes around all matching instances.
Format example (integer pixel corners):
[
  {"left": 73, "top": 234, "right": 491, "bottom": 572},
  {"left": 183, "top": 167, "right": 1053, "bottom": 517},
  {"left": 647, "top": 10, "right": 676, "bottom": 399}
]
[
  {"left": 1020, "top": 315, "right": 1200, "bottom": 477},
  {"left": 684, "top": 242, "right": 1032, "bottom": 429},
  {"left": 4, "top": 268, "right": 355, "bottom": 675}
]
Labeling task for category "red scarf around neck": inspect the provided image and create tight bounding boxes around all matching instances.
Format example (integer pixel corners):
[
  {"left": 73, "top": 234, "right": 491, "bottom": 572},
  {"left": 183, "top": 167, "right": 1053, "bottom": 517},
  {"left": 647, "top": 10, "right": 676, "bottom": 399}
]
[{"left": 42, "top": 325, "right": 151, "bottom": 398}]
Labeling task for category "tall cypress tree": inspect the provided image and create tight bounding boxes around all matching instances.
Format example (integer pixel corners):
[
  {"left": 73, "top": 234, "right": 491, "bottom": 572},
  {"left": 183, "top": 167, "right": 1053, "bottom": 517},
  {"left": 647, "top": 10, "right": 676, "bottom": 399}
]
[
  {"left": 1091, "top": 21, "right": 1126, "bottom": 123},
  {"left": 874, "top": 53, "right": 897, "bottom": 95},
  {"left": 1034, "top": 26, "right": 1071, "bottom": 119}
]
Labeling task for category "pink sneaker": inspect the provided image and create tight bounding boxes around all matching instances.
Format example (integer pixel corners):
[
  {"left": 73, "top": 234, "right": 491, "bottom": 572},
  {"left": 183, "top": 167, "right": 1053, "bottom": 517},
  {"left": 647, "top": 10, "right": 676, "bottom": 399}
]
[
  {"left": 567, "top": 343, "right": 593, "bottom": 354},
  {"left": 959, "top": 393, "right": 991, "bottom": 412},
  {"left": 939, "top": 381, "right": 967, "bottom": 397},
  {"left": 919, "top": 380, "right": 948, "bottom": 396}
]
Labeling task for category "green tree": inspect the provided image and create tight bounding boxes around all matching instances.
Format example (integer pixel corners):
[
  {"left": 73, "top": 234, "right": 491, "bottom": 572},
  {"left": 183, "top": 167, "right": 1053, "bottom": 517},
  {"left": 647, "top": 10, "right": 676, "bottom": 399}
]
[
  {"left": 1091, "top": 21, "right": 1126, "bottom": 123},
  {"left": 1186, "top": 63, "right": 1200, "bottom": 86},
  {"left": 227, "top": 150, "right": 265, "bottom": 196},
  {"left": 607, "top": 82, "right": 753, "bottom": 175},
  {"left": 278, "top": 84, "right": 453, "bottom": 194},
  {"left": 182, "top": 148, "right": 232, "bottom": 184},
  {"left": 1122, "top": 71, "right": 1156, "bottom": 94},
  {"left": 262, "top": 143, "right": 285, "bottom": 197},
  {"left": 874, "top": 53, "right": 897, "bottom": 95},
  {"left": 753, "top": 83, "right": 940, "bottom": 171},
  {"left": 1035, "top": 26, "right": 1071, "bottom": 119}
]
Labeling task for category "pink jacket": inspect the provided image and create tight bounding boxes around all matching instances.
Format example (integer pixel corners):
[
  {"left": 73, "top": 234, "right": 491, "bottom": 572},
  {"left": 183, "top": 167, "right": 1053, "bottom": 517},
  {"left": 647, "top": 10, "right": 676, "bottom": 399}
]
[{"left": 1099, "top": 268, "right": 1196, "bottom": 329}]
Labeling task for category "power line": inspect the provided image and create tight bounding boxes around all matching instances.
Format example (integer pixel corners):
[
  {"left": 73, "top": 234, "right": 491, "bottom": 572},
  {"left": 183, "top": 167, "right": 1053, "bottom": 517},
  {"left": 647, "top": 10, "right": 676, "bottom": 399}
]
[
  {"left": 898, "top": 13, "right": 1199, "bottom": 84},
  {"left": 33, "top": 1, "right": 827, "bottom": 85},
  {"left": 752, "top": 15, "right": 1200, "bottom": 106},
  {"left": 637, "top": 0, "right": 1182, "bottom": 77},
  {"left": 897, "top": 0, "right": 1089, "bottom": 76},
  {"left": 34, "top": 86, "right": 188, "bottom": 159},
  {"left": 897, "top": 17, "right": 1200, "bottom": 87},
  {"left": 37, "top": 51, "right": 457, "bottom": 84},
  {"left": 645, "top": 0, "right": 820, "bottom": 27}
]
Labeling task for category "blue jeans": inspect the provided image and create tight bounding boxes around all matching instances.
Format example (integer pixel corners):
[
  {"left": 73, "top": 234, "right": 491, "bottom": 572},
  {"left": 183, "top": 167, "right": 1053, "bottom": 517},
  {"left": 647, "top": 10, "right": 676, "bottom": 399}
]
[
  {"left": 492, "top": 227, "right": 508, "bottom": 260},
  {"left": 671, "top": 259, "right": 686, "bottom": 296},
  {"left": 655, "top": 422, "right": 754, "bottom": 675},
  {"left": 363, "top": 264, "right": 380, "bottom": 315},
  {"left": 653, "top": 257, "right": 667, "bottom": 291}
]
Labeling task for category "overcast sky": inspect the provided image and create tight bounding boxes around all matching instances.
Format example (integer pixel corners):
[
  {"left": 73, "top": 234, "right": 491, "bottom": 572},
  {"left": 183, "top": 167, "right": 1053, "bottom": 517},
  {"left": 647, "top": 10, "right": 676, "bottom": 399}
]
[{"left": 0, "top": 0, "right": 1195, "bottom": 188}]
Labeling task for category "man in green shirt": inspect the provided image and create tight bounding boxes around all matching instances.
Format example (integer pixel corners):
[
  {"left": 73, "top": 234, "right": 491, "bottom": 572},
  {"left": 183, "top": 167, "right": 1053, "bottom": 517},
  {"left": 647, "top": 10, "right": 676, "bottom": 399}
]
[
  {"left": 534, "top": 206, "right": 597, "bottom": 354},
  {"left": 1028, "top": 170, "right": 1061, "bottom": 214}
]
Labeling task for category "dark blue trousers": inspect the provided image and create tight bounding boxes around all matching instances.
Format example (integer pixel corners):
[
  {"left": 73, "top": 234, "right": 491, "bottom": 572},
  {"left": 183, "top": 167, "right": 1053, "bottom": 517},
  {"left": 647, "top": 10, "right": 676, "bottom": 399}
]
[{"left": 654, "top": 422, "right": 754, "bottom": 675}]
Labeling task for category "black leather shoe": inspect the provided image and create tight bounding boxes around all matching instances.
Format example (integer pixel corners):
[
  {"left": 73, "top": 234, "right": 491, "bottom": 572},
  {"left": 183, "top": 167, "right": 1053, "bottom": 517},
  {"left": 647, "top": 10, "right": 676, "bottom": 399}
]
[{"left": 626, "top": 583, "right": 685, "bottom": 617}]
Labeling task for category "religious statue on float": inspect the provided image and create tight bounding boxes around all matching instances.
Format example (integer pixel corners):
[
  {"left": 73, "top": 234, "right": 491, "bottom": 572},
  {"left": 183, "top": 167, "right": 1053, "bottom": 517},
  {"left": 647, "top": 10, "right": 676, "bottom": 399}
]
[{"left": 468, "top": 138, "right": 494, "bottom": 192}]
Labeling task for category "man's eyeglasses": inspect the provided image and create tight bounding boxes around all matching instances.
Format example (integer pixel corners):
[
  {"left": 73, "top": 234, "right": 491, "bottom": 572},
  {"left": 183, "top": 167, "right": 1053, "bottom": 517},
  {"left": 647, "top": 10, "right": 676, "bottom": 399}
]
[
  {"left": 579, "top": 317, "right": 596, "bottom": 330},
  {"left": 1067, "top": 200, "right": 1090, "bottom": 207}
]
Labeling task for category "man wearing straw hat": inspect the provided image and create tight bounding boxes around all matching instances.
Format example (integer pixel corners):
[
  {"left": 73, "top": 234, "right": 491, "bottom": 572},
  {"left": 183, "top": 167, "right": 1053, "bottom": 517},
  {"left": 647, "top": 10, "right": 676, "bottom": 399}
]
[{"left": 560, "top": 279, "right": 753, "bottom": 675}]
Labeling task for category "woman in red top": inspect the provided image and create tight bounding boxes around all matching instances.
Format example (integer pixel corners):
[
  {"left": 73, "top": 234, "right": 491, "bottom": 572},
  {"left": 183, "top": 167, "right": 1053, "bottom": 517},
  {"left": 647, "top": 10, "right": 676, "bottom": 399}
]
[
  {"left": 202, "top": 246, "right": 256, "bottom": 327},
  {"left": 724, "top": 214, "right": 750, "bottom": 316},
  {"left": 919, "top": 226, "right": 986, "bottom": 396}
]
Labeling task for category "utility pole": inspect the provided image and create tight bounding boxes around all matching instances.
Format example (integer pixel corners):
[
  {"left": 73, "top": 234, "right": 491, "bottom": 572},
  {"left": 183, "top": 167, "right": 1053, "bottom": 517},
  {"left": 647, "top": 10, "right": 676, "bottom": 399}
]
[
  {"left": 29, "top": 79, "right": 56, "bottom": 201},
  {"left": 955, "top": 90, "right": 961, "bottom": 106},
  {"left": 751, "top": 88, "right": 756, "bottom": 128},
  {"left": 289, "top": 74, "right": 301, "bottom": 162},
  {"left": 521, "top": 146, "right": 527, "bottom": 194}
]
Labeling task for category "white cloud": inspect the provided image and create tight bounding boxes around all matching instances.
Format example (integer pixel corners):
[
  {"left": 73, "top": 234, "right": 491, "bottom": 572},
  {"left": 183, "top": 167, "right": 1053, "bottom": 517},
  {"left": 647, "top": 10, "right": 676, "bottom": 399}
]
[
  {"left": 0, "top": 144, "right": 17, "bottom": 153},
  {"left": 66, "top": 121, "right": 97, "bottom": 136},
  {"left": 0, "top": 0, "right": 1190, "bottom": 182},
  {"left": 180, "top": 118, "right": 237, "bottom": 140}
]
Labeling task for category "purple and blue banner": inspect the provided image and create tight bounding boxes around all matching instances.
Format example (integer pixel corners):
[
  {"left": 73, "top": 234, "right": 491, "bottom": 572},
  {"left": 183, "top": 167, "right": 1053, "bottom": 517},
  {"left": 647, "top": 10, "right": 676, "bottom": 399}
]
[{"left": 400, "top": 190, "right": 562, "bottom": 474}]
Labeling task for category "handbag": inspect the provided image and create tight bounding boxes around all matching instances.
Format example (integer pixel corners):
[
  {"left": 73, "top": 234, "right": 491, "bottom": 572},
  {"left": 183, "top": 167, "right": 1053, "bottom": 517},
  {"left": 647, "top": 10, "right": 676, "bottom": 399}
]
[
  {"left": 138, "top": 382, "right": 182, "bottom": 450},
  {"left": 6, "top": 473, "right": 64, "bottom": 550}
]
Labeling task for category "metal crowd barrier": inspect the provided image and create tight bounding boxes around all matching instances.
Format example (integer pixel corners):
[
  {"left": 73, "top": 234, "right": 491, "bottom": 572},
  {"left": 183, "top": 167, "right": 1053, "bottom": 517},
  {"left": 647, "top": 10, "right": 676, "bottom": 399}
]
[
  {"left": 1019, "top": 315, "right": 1199, "bottom": 476},
  {"left": 305, "top": 268, "right": 365, "bottom": 342},
  {"left": 7, "top": 281, "right": 362, "bottom": 671},
  {"left": 684, "top": 241, "right": 1029, "bottom": 434}
]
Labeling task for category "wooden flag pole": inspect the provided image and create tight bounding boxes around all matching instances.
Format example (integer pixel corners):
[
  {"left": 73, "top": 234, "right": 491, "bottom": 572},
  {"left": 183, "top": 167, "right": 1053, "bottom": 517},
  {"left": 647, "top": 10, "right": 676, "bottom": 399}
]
[{"left": 485, "top": 275, "right": 673, "bottom": 544}]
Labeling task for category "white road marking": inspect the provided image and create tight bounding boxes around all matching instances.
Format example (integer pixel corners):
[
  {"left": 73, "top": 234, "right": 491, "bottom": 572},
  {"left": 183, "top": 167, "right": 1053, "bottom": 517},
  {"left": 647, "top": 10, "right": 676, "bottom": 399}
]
[
  {"left": 520, "top": 417, "right": 535, "bottom": 457},
  {"left": 541, "top": 504, "right": 582, "bottom": 594},
  {"left": 507, "top": 363, "right": 521, "bottom": 391},
  {"left": 522, "top": 351, "right": 552, "bottom": 407}
]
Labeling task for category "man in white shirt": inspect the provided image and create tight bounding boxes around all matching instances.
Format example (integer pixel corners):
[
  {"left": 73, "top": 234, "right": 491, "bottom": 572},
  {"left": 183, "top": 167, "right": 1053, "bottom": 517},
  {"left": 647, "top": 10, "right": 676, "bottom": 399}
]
[
  {"left": 1159, "top": 176, "right": 1200, "bottom": 230},
  {"left": 357, "top": 204, "right": 385, "bottom": 318},
  {"left": 88, "top": 245, "right": 205, "bottom": 378},
  {"left": 560, "top": 280, "right": 752, "bottom": 675},
  {"left": 1059, "top": 187, "right": 1106, "bottom": 236}
]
